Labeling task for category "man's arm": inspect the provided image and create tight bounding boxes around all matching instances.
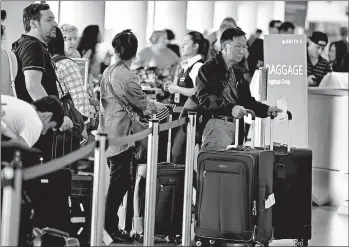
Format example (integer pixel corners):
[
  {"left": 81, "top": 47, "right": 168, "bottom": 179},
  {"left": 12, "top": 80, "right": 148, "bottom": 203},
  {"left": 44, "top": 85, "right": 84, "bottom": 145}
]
[
  {"left": 240, "top": 82, "right": 269, "bottom": 118},
  {"left": 20, "top": 41, "right": 48, "bottom": 100},
  {"left": 195, "top": 66, "right": 236, "bottom": 115},
  {"left": 23, "top": 70, "right": 48, "bottom": 100}
]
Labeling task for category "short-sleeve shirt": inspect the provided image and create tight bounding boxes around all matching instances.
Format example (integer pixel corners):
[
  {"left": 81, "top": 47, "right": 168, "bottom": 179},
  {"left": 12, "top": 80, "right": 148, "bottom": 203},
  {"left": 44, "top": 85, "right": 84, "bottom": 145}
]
[
  {"left": 12, "top": 35, "right": 59, "bottom": 103},
  {"left": 307, "top": 52, "right": 332, "bottom": 87},
  {"left": 1, "top": 95, "right": 43, "bottom": 148}
]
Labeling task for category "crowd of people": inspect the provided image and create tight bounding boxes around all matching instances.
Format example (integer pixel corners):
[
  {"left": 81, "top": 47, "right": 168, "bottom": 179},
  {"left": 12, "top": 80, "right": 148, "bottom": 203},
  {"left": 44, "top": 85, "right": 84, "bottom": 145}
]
[{"left": 0, "top": 2, "right": 348, "bottom": 245}]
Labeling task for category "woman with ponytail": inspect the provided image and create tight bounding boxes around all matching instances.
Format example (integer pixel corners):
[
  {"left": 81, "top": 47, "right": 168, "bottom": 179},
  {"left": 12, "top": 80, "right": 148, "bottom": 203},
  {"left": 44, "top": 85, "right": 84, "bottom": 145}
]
[
  {"left": 167, "top": 31, "right": 209, "bottom": 164},
  {"left": 99, "top": 29, "right": 167, "bottom": 243},
  {"left": 166, "top": 31, "right": 209, "bottom": 106}
]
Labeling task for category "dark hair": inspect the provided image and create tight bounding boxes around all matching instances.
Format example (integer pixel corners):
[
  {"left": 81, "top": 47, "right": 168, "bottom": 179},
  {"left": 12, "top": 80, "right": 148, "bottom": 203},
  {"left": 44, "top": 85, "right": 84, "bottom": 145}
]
[
  {"left": 76, "top": 25, "right": 100, "bottom": 58},
  {"left": 256, "top": 29, "right": 263, "bottom": 34},
  {"left": 1, "top": 25, "right": 4, "bottom": 38},
  {"left": 269, "top": 20, "right": 281, "bottom": 28},
  {"left": 341, "top": 52, "right": 349, "bottom": 72},
  {"left": 112, "top": 29, "right": 138, "bottom": 61},
  {"left": 1, "top": 10, "right": 7, "bottom": 21},
  {"left": 47, "top": 26, "right": 65, "bottom": 56},
  {"left": 279, "top": 22, "right": 295, "bottom": 32},
  {"left": 187, "top": 31, "right": 209, "bottom": 60},
  {"left": 23, "top": 3, "right": 50, "bottom": 33},
  {"left": 165, "top": 29, "right": 175, "bottom": 41},
  {"left": 32, "top": 95, "right": 64, "bottom": 128},
  {"left": 330, "top": 41, "right": 348, "bottom": 66},
  {"left": 220, "top": 27, "right": 246, "bottom": 46}
]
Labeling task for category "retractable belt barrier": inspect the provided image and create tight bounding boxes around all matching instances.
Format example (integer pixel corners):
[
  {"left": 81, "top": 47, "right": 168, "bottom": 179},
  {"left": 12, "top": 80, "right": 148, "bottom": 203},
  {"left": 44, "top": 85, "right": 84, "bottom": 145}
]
[{"left": 1, "top": 113, "right": 197, "bottom": 247}]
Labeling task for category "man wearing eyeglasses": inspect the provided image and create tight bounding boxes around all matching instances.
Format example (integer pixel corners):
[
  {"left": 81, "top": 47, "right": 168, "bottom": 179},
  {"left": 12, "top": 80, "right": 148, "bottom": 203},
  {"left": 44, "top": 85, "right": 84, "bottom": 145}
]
[{"left": 194, "top": 28, "right": 282, "bottom": 150}]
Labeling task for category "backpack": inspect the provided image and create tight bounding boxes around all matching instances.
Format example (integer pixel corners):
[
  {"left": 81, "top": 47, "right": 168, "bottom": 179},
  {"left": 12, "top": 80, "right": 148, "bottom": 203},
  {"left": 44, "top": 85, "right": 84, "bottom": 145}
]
[{"left": 1, "top": 49, "right": 18, "bottom": 97}]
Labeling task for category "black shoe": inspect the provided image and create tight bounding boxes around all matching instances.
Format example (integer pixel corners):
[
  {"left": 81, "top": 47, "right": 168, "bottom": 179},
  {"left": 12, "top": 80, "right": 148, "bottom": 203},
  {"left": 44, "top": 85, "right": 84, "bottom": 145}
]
[{"left": 111, "top": 230, "right": 133, "bottom": 244}]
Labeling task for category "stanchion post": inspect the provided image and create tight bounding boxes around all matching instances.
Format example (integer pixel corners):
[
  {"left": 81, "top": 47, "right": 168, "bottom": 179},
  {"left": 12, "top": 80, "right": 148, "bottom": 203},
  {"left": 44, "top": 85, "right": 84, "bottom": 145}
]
[
  {"left": 1, "top": 151, "right": 23, "bottom": 247},
  {"left": 182, "top": 112, "right": 197, "bottom": 246},
  {"left": 90, "top": 133, "right": 108, "bottom": 246},
  {"left": 143, "top": 118, "right": 159, "bottom": 246}
]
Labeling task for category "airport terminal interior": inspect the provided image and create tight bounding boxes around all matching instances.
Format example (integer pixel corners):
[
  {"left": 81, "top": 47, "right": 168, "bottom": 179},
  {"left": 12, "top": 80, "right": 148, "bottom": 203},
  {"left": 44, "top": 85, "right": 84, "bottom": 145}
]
[{"left": 0, "top": 1, "right": 348, "bottom": 246}]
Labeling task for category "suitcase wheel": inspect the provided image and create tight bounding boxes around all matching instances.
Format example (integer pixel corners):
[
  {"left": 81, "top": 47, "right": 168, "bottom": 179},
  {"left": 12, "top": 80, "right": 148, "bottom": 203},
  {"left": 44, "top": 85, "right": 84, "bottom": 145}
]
[
  {"left": 195, "top": 240, "right": 203, "bottom": 247},
  {"left": 294, "top": 239, "right": 308, "bottom": 247}
]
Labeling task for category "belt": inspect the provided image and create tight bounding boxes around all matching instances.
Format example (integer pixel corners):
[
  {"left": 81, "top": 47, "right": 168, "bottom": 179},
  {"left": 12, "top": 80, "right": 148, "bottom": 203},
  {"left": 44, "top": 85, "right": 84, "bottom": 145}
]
[{"left": 212, "top": 115, "right": 235, "bottom": 123}]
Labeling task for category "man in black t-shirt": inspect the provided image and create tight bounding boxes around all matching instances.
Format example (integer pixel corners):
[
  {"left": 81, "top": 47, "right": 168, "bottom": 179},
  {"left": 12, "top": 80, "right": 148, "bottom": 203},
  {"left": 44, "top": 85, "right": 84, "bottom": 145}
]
[{"left": 12, "top": 3, "right": 72, "bottom": 131}]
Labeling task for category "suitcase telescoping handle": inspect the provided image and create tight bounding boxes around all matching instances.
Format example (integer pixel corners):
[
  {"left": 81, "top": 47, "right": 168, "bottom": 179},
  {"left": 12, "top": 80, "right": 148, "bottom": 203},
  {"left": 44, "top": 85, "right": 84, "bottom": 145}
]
[
  {"left": 270, "top": 111, "right": 292, "bottom": 152},
  {"left": 166, "top": 114, "right": 172, "bottom": 163},
  {"left": 234, "top": 109, "right": 256, "bottom": 149}
]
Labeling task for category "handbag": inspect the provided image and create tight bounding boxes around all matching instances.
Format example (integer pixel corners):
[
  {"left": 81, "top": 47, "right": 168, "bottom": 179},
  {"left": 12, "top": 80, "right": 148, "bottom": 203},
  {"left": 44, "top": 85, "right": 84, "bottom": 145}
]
[
  {"left": 106, "top": 65, "right": 148, "bottom": 161},
  {"left": 53, "top": 55, "right": 85, "bottom": 135}
]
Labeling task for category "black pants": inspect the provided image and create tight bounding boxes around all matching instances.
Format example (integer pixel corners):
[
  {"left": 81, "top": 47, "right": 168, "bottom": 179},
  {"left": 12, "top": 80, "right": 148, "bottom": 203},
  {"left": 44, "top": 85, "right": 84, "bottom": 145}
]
[{"left": 104, "top": 148, "right": 133, "bottom": 236}]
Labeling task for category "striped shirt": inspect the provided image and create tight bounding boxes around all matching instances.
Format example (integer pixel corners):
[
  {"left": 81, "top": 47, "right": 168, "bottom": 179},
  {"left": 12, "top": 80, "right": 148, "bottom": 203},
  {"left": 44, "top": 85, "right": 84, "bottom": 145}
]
[{"left": 307, "top": 53, "right": 332, "bottom": 87}]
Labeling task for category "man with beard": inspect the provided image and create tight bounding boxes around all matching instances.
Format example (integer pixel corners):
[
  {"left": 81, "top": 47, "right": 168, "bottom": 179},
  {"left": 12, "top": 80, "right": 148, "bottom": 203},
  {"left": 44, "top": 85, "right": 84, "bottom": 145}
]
[{"left": 12, "top": 3, "right": 72, "bottom": 130}]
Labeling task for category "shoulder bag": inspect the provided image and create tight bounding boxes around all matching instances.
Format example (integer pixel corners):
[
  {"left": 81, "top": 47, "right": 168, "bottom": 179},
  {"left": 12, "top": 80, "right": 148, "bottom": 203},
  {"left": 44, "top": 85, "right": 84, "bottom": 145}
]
[{"left": 106, "top": 65, "right": 148, "bottom": 161}]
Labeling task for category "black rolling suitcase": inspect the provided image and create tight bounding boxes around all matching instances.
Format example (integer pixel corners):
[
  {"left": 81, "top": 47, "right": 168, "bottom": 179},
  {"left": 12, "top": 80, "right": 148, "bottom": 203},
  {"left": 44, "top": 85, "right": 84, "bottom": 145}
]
[
  {"left": 69, "top": 173, "right": 93, "bottom": 246},
  {"left": 25, "top": 168, "right": 72, "bottom": 232},
  {"left": 132, "top": 114, "right": 185, "bottom": 244},
  {"left": 195, "top": 111, "right": 275, "bottom": 247},
  {"left": 269, "top": 112, "right": 312, "bottom": 247}
]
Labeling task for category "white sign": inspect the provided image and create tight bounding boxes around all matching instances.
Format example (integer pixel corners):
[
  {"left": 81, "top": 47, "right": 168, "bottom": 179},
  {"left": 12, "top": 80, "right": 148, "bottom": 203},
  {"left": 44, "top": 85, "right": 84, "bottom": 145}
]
[{"left": 264, "top": 34, "right": 308, "bottom": 148}]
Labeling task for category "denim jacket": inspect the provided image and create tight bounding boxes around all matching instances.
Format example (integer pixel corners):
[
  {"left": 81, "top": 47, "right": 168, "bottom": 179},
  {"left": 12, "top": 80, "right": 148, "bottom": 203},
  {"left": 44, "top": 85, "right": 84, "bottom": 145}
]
[{"left": 99, "top": 63, "right": 164, "bottom": 157}]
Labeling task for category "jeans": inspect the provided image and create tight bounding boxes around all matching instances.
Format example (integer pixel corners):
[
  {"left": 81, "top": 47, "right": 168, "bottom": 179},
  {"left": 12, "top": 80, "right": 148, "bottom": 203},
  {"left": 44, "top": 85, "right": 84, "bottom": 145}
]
[{"left": 104, "top": 148, "right": 133, "bottom": 236}]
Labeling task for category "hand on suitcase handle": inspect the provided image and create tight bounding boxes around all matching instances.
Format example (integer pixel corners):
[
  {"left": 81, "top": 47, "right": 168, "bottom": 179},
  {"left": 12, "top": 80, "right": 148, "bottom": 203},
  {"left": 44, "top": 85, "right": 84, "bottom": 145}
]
[
  {"left": 245, "top": 109, "right": 256, "bottom": 120},
  {"left": 270, "top": 110, "right": 292, "bottom": 120}
]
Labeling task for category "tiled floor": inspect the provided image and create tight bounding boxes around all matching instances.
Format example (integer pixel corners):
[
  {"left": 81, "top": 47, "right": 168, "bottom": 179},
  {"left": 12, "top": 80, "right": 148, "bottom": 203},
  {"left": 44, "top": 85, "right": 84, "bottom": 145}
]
[{"left": 112, "top": 206, "right": 348, "bottom": 246}]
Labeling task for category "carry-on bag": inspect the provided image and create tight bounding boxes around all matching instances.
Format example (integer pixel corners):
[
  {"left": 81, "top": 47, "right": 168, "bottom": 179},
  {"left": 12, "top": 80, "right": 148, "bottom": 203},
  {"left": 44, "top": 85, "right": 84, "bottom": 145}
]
[
  {"left": 51, "top": 130, "right": 81, "bottom": 173},
  {"left": 69, "top": 173, "right": 93, "bottom": 246},
  {"left": 32, "top": 227, "right": 80, "bottom": 247},
  {"left": 132, "top": 114, "right": 185, "bottom": 244},
  {"left": 195, "top": 110, "right": 275, "bottom": 247},
  {"left": 268, "top": 112, "right": 312, "bottom": 247},
  {"left": 25, "top": 168, "right": 72, "bottom": 232}
]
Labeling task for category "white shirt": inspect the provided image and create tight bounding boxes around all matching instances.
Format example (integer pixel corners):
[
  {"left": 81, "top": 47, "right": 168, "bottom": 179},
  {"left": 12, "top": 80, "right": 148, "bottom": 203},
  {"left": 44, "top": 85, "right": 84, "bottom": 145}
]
[
  {"left": 1, "top": 95, "right": 43, "bottom": 148},
  {"left": 180, "top": 54, "right": 203, "bottom": 87}
]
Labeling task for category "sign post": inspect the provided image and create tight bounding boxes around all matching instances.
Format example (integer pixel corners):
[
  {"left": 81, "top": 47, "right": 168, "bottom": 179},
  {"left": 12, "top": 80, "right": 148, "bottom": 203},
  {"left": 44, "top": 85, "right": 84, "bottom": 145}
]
[{"left": 263, "top": 34, "right": 308, "bottom": 148}]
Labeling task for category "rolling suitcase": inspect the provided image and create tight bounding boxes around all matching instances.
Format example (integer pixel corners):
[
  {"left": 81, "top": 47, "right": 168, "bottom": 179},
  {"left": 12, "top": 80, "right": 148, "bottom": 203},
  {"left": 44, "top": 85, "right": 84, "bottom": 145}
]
[
  {"left": 195, "top": 110, "right": 275, "bottom": 247},
  {"left": 25, "top": 168, "right": 72, "bottom": 232},
  {"left": 269, "top": 112, "right": 312, "bottom": 247},
  {"left": 69, "top": 173, "right": 93, "bottom": 246},
  {"left": 132, "top": 114, "right": 185, "bottom": 244}
]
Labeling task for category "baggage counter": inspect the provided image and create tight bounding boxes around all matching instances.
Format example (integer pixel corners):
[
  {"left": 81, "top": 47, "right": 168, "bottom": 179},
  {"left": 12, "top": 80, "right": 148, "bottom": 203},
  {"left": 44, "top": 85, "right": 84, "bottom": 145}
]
[{"left": 308, "top": 88, "right": 348, "bottom": 208}]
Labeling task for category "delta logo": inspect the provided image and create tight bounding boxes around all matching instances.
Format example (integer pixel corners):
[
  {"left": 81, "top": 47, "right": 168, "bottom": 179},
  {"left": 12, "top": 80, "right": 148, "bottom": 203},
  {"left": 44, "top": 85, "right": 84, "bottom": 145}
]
[{"left": 282, "top": 39, "right": 303, "bottom": 45}]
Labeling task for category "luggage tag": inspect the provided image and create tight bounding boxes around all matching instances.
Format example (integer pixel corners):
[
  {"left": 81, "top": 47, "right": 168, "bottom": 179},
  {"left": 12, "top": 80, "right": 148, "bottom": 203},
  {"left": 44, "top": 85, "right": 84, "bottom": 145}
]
[
  {"left": 103, "top": 229, "right": 113, "bottom": 246},
  {"left": 276, "top": 98, "right": 287, "bottom": 121},
  {"left": 265, "top": 193, "right": 275, "bottom": 209}
]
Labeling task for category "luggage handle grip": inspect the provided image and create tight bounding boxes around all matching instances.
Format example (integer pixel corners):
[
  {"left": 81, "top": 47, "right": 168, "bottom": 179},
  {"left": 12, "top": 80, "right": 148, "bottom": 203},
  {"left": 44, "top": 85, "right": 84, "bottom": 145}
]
[
  {"left": 269, "top": 110, "right": 292, "bottom": 152},
  {"left": 234, "top": 109, "right": 256, "bottom": 149}
]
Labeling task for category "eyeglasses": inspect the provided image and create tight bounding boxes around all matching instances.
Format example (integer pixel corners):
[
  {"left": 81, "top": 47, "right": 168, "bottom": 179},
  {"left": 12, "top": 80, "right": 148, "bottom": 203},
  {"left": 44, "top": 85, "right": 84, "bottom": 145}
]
[{"left": 224, "top": 42, "right": 248, "bottom": 50}]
